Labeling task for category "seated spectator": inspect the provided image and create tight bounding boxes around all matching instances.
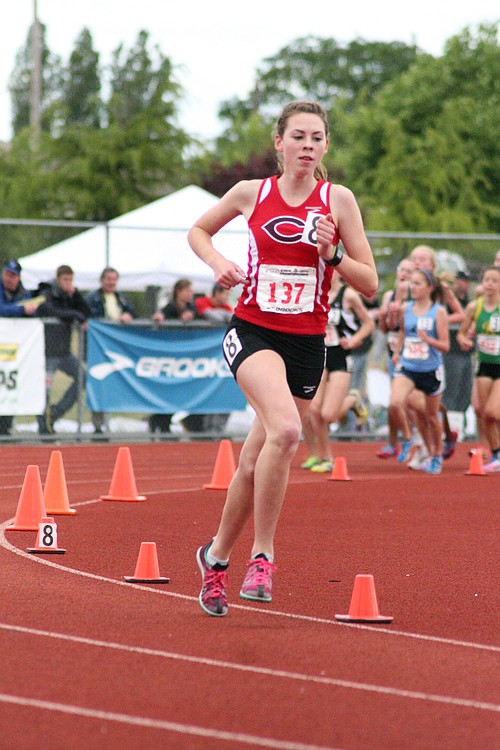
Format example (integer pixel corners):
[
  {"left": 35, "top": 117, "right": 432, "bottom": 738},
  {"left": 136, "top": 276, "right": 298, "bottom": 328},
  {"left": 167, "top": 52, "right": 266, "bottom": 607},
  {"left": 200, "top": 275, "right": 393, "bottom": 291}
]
[
  {"left": 0, "top": 260, "right": 39, "bottom": 435},
  {"left": 86, "top": 267, "right": 135, "bottom": 323},
  {"left": 150, "top": 278, "right": 199, "bottom": 433},
  {"left": 37, "top": 265, "right": 91, "bottom": 434},
  {"left": 194, "top": 283, "right": 233, "bottom": 324},
  {"left": 152, "top": 278, "right": 197, "bottom": 323},
  {"left": 86, "top": 267, "right": 135, "bottom": 434}
]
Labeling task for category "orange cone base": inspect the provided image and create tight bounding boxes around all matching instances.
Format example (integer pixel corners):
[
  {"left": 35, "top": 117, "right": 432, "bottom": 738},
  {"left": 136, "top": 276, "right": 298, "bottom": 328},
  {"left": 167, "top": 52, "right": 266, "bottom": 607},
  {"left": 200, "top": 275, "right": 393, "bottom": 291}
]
[
  {"left": 124, "top": 575, "right": 170, "bottom": 584},
  {"left": 46, "top": 506, "right": 76, "bottom": 515},
  {"left": 465, "top": 453, "right": 486, "bottom": 475},
  {"left": 27, "top": 547, "right": 66, "bottom": 555},
  {"left": 203, "top": 439, "right": 236, "bottom": 490},
  {"left": 327, "top": 457, "right": 351, "bottom": 481},
  {"left": 7, "top": 523, "right": 40, "bottom": 531},
  {"left": 101, "top": 494, "right": 146, "bottom": 502},
  {"left": 335, "top": 574, "right": 393, "bottom": 623},
  {"left": 335, "top": 613, "right": 393, "bottom": 623}
]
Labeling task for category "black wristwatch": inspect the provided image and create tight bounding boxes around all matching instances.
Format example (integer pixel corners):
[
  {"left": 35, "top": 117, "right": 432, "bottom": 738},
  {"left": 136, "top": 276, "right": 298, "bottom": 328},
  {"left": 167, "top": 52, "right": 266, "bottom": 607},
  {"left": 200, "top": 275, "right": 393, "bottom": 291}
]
[{"left": 324, "top": 245, "right": 343, "bottom": 267}]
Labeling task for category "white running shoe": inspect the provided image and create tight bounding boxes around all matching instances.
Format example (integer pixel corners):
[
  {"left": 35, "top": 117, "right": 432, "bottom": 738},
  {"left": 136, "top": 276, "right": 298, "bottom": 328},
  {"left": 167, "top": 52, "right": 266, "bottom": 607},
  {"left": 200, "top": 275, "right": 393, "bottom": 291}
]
[
  {"left": 408, "top": 445, "right": 429, "bottom": 470},
  {"left": 483, "top": 457, "right": 500, "bottom": 473}
]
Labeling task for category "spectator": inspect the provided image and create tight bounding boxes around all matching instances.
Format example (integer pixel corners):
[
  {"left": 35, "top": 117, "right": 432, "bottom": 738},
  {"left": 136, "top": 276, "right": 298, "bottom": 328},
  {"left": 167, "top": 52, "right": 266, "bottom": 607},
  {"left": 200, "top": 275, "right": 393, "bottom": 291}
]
[
  {"left": 86, "top": 267, "right": 135, "bottom": 323},
  {"left": 453, "top": 270, "right": 472, "bottom": 307},
  {"left": 86, "top": 267, "right": 135, "bottom": 434},
  {"left": 194, "top": 283, "right": 233, "bottom": 324},
  {"left": 0, "top": 260, "right": 38, "bottom": 435},
  {"left": 192, "top": 283, "right": 234, "bottom": 434},
  {"left": 37, "top": 265, "right": 91, "bottom": 434},
  {"left": 152, "top": 278, "right": 197, "bottom": 323},
  {"left": 150, "top": 278, "right": 199, "bottom": 433},
  {"left": 442, "top": 269, "right": 474, "bottom": 433},
  {"left": 345, "top": 288, "right": 380, "bottom": 428}
]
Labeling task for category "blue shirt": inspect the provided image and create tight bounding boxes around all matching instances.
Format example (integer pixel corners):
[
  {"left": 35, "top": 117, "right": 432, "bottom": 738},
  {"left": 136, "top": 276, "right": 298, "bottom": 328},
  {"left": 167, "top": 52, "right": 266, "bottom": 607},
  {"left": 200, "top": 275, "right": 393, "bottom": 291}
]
[{"left": 401, "top": 301, "right": 443, "bottom": 373}]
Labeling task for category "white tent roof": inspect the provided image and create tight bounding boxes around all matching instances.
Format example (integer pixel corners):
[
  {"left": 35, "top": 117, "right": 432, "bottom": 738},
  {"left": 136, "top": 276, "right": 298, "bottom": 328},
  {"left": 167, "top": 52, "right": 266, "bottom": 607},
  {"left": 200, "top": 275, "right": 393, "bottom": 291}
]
[{"left": 19, "top": 185, "right": 249, "bottom": 292}]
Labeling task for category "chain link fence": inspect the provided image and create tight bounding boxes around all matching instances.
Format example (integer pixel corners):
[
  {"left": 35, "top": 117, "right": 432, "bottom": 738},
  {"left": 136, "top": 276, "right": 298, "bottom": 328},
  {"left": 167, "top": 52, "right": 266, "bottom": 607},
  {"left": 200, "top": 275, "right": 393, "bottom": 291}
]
[{"left": 1, "top": 218, "right": 499, "bottom": 443}]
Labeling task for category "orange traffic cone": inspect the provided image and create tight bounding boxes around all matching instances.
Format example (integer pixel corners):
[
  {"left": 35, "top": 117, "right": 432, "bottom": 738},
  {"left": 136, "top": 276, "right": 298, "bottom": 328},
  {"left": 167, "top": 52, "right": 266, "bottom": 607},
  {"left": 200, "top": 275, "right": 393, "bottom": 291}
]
[
  {"left": 7, "top": 465, "right": 46, "bottom": 531},
  {"left": 465, "top": 452, "right": 486, "bottom": 476},
  {"left": 101, "top": 447, "right": 146, "bottom": 502},
  {"left": 336, "top": 574, "right": 393, "bottom": 623},
  {"left": 203, "top": 439, "right": 236, "bottom": 490},
  {"left": 44, "top": 451, "right": 76, "bottom": 515},
  {"left": 27, "top": 516, "right": 65, "bottom": 555},
  {"left": 327, "top": 456, "right": 351, "bottom": 481},
  {"left": 124, "top": 542, "right": 170, "bottom": 583}
]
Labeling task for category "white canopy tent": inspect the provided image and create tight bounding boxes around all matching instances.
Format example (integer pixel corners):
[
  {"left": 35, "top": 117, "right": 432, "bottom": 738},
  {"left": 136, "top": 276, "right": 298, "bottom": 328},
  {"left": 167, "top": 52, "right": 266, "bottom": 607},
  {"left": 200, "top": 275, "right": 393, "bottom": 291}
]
[{"left": 19, "top": 185, "right": 249, "bottom": 292}]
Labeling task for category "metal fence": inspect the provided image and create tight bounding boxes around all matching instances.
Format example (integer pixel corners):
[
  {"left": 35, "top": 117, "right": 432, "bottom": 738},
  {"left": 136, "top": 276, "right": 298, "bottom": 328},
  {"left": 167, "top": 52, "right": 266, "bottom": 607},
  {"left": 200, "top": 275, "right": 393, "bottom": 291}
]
[{"left": 1, "top": 218, "right": 499, "bottom": 444}]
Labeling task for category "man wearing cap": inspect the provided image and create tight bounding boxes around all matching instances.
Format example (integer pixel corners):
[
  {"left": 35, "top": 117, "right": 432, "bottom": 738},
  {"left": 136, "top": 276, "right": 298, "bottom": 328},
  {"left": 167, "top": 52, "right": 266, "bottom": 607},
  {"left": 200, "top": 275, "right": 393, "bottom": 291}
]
[
  {"left": 0, "top": 260, "right": 38, "bottom": 317},
  {"left": 0, "top": 260, "right": 38, "bottom": 434}
]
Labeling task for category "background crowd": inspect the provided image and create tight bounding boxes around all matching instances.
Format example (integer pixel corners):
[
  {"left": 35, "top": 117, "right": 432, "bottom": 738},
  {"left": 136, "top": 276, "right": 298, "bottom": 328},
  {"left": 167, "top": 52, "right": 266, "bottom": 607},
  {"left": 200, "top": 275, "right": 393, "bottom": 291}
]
[{"left": 1, "top": 247, "right": 499, "bottom": 456}]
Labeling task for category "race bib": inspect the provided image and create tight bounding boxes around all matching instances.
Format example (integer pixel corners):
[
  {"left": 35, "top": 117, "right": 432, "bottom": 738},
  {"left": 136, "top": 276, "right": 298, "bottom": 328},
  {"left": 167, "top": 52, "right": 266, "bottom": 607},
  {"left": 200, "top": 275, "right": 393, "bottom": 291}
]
[
  {"left": 222, "top": 327, "right": 242, "bottom": 366},
  {"left": 301, "top": 212, "right": 322, "bottom": 246},
  {"left": 477, "top": 334, "right": 500, "bottom": 356},
  {"left": 325, "top": 324, "right": 339, "bottom": 347},
  {"left": 489, "top": 315, "right": 500, "bottom": 332},
  {"left": 403, "top": 336, "right": 429, "bottom": 360},
  {"left": 387, "top": 331, "right": 400, "bottom": 352},
  {"left": 256, "top": 265, "right": 317, "bottom": 314}
]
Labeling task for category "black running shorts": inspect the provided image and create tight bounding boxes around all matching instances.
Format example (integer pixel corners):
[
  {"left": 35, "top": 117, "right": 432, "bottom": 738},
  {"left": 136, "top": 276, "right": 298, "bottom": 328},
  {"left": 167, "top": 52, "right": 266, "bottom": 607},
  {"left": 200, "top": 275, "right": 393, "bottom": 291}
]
[
  {"left": 476, "top": 361, "right": 500, "bottom": 380},
  {"left": 325, "top": 345, "right": 353, "bottom": 374},
  {"left": 222, "top": 316, "right": 326, "bottom": 400},
  {"left": 398, "top": 365, "right": 445, "bottom": 396}
]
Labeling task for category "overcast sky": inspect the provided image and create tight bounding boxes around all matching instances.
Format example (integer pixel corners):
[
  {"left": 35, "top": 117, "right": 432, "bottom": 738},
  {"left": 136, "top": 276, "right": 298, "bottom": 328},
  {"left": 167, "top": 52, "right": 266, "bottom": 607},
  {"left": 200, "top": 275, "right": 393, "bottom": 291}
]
[{"left": 0, "top": 0, "right": 498, "bottom": 143}]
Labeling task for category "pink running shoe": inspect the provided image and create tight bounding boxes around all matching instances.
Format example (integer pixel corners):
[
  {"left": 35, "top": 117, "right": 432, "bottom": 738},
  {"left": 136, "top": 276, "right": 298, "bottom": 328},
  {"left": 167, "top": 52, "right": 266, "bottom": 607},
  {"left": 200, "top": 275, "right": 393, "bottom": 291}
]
[
  {"left": 196, "top": 543, "right": 229, "bottom": 617},
  {"left": 240, "top": 555, "right": 277, "bottom": 602},
  {"left": 376, "top": 444, "right": 399, "bottom": 459}
]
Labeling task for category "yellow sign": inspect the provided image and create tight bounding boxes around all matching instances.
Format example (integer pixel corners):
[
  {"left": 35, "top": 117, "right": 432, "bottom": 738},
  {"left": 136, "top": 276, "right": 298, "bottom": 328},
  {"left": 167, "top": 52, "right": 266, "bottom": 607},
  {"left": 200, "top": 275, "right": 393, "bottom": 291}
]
[{"left": 0, "top": 344, "right": 18, "bottom": 361}]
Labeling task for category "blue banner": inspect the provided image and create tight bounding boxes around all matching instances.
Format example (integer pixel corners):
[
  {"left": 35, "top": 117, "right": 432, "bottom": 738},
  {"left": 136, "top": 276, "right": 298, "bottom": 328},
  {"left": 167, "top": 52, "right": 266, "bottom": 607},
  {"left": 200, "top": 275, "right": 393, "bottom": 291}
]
[{"left": 86, "top": 321, "right": 246, "bottom": 413}]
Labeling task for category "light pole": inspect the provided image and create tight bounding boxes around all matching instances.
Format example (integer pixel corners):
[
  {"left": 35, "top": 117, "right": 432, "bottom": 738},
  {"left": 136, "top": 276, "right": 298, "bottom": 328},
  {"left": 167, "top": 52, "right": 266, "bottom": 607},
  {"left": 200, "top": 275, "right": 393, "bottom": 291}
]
[{"left": 30, "top": 0, "right": 42, "bottom": 146}]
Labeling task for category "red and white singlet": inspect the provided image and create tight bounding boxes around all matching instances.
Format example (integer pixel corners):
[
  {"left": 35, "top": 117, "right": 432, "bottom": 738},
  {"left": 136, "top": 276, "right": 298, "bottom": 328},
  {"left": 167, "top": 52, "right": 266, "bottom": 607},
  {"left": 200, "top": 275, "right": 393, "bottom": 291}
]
[{"left": 234, "top": 176, "right": 338, "bottom": 335}]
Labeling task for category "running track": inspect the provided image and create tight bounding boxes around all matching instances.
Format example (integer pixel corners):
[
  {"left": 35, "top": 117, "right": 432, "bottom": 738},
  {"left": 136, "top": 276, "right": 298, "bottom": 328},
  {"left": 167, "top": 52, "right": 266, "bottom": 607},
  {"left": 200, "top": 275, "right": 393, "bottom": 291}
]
[{"left": 0, "top": 441, "right": 498, "bottom": 749}]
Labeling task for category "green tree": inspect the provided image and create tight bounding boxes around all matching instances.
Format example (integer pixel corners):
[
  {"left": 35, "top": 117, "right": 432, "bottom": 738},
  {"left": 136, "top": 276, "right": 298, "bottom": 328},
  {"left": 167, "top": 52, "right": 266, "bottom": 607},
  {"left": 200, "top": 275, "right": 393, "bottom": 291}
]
[
  {"left": 2, "top": 29, "right": 190, "bottom": 222},
  {"left": 63, "top": 28, "right": 102, "bottom": 128},
  {"left": 107, "top": 30, "right": 179, "bottom": 127},
  {"left": 248, "top": 36, "right": 421, "bottom": 111},
  {"left": 8, "top": 23, "right": 62, "bottom": 135},
  {"left": 346, "top": 24, "right": 500, "bottom": 232},
  {"left": 204, "top": 36, "right": 422, "bottom": 192}
]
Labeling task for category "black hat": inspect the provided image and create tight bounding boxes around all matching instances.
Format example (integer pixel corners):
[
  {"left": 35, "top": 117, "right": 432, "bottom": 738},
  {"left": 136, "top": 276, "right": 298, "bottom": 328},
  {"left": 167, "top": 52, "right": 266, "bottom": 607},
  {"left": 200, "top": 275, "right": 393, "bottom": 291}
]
[{"left": 456, "top": 270, "right": 470, "bottom": 281}]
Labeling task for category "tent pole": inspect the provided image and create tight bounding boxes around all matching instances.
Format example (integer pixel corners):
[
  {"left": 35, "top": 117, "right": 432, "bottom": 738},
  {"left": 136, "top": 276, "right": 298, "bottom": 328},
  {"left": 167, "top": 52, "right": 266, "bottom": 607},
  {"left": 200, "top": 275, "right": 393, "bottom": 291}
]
[{"left": 105, "top": 222, "right": 110, "bottom": 266}]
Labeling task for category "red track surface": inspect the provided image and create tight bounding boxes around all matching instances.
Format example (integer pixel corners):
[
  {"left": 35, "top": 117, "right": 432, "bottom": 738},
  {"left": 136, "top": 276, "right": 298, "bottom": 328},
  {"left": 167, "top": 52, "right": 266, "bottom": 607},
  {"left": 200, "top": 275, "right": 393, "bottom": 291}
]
[{"left": 0, "top": 441, "right": 498, "bottom": 749}]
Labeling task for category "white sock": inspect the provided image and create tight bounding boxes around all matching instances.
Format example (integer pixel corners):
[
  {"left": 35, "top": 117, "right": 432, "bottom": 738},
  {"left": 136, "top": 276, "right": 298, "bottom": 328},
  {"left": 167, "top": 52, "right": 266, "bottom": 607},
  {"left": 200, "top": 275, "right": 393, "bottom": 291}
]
[
  {"left": 206, "top": 547, "right": 228, "bottom": 567},
  {"left": 252, "top": 552, "right": 274, "bottom": 563}
]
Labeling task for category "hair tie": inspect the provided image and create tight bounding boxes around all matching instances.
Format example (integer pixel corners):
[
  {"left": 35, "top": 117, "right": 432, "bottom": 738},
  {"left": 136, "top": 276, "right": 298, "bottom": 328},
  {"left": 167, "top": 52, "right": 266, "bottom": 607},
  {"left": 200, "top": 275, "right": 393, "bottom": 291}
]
[{"left": 421, "top": 269, "right": 435, "bottom": 288}]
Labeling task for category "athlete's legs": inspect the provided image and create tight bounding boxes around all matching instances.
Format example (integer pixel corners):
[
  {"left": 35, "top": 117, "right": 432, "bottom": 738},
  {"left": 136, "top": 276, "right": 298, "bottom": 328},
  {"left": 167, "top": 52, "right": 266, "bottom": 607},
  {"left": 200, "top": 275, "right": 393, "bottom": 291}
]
[
  {"left": 210, "top": 349, "right": 308, "bottom": 562},
  {"left": 307, "top": 370, "right": 351, "bottom": 460},
  {"left": 477, "top": 377, "right": 500, "bottom": 452},
  {"left": 424, "top": 393, "right": 443, "bottom": 456},
  {"left": 407, "top": 390, "right": 431, "bottom": 452},
  {"left": 302, "top": 370, "right": 327, "bottom": 458},
  {"left": 388, "top": 375, "right": 414, "bottom": 441}
]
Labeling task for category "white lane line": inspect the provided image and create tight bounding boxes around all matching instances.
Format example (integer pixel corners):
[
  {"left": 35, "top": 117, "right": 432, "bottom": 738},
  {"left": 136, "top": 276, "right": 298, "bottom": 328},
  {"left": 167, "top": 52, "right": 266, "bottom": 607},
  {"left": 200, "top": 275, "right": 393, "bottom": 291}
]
[
  {"left": 0, "top": 693, "right": 344, "bottom": 750},
  {"left": 1, "top": 513, "right": 499, "bottom": 654},
  {"left": 1, "top": 623, "right": 499, "bottom": 713}
]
